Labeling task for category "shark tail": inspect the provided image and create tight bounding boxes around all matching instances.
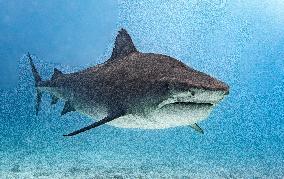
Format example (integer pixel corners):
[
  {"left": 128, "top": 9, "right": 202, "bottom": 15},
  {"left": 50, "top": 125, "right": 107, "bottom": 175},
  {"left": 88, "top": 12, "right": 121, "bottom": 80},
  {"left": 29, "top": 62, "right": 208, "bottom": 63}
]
[
  {"left": 27, "top": 53, "right": 43, "bottom": 115},
  {"left": 27, "top": 53, "right": 42, "bottom": 86}
]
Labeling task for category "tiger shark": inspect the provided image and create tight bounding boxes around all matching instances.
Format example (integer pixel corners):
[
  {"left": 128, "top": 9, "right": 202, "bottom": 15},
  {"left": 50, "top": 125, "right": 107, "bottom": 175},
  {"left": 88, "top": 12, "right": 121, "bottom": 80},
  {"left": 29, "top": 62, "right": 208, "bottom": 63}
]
[{"left": 28, "top": 28, "right": 229, "bottom": 137}]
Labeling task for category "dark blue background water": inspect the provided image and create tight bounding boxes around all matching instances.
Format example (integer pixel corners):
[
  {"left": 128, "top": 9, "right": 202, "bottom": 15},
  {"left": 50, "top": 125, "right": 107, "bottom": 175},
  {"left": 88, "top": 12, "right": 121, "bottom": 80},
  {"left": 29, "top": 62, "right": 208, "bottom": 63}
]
[{"left": 0, "top": 0, "right": 283, "bottom": 178}]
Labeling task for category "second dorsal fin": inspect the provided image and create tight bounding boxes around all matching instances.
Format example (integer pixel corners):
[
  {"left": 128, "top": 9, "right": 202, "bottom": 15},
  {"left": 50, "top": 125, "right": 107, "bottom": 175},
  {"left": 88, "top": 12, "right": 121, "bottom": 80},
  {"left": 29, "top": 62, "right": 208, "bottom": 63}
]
[
  {"left": 109, "top": 28, "right": 137, "bottom": 61},
  {"left": 51, "top": 68, "right": 63, "bottom": 80}
]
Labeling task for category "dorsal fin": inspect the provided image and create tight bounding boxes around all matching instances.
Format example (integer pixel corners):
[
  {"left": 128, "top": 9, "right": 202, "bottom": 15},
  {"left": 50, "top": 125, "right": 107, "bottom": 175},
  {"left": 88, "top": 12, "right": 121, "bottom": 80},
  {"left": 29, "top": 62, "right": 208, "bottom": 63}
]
[
  {"left": 109, "top": 28, "right": 137, "bottom": 61},
  {"left": 51, "top": 68, "right": 63, "bottom": 80}
]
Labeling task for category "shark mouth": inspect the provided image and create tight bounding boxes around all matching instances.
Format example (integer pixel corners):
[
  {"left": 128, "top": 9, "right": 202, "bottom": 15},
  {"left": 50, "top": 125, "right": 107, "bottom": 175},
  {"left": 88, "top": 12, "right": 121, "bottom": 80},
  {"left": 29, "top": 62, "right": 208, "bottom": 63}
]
[
  {"left": 157, "top": 89, "right": 227, "bottom": 109},
  {"left": 158, "top": 100, "right": 214, "bottom": 110},
  {"left": 168, "top": 101, "right": 214, "bottom": 106},
  {"left": 109, "top": 91, "right": 222, "bottom": 130}
]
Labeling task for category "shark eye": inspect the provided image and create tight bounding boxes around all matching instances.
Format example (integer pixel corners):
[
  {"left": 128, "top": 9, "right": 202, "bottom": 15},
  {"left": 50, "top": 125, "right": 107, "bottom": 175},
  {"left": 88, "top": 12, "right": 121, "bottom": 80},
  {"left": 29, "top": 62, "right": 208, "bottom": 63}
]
[{"left": 191, "top": 91, "right": 195, "bottom": 96}]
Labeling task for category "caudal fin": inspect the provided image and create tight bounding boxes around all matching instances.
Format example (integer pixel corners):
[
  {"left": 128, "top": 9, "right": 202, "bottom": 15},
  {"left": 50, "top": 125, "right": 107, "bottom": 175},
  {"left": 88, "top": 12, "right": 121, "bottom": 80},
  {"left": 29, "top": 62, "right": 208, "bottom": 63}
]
[
  {"left": 27, "top": 53, "right": 41, "bottom": 86},
  {"left": 27, "top": 53, "right": 43, "bottom": 115}
]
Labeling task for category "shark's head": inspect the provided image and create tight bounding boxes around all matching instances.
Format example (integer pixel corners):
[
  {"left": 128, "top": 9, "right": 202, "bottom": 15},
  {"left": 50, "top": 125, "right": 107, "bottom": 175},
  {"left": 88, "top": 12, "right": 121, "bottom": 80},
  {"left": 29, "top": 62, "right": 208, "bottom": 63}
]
[
  {"left": 153, "top": 54, "right": 229, "bottom": 109},
  {"left": 111, "top": 52, "right": 231, "bottom": 129},
  {"left": 166, "top": 71, "right": 228, "bottom": 105},
  {"left": 134, "top": 54, "right": 230, "bottom": 127}
]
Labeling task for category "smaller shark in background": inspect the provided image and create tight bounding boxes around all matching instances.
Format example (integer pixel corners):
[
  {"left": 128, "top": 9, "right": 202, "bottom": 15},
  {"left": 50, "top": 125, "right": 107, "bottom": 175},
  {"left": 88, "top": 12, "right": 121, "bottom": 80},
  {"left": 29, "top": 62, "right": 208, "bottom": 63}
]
[{"left": 28, "top": 28, "right": 229, "bottom": 137}]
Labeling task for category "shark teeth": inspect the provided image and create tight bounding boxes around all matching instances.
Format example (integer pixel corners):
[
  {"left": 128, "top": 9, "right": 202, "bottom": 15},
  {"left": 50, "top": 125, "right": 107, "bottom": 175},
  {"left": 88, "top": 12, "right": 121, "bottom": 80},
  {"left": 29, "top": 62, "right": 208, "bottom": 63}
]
[
  {"left": 157, "top": 89, "right": 226, "bottom": 109},
  {"left": 157, "top": 98, "right": 213, "bottom": 109},
  {"left": 157, "top": 97, "right": 194, "bottom": 109}
]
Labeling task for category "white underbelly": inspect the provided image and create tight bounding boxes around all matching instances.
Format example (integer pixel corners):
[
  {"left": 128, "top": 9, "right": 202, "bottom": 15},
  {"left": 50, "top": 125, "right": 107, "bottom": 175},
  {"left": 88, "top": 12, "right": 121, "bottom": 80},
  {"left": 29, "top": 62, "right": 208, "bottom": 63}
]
[{"left": 108, "top": 103, "right": 214, "bottom": 129}]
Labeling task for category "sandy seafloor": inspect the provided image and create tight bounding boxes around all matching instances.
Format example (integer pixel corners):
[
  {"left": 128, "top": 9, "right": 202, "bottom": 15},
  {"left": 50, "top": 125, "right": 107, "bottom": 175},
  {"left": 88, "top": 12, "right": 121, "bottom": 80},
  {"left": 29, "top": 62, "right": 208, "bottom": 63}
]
[{"left": 0, "top": 150, "right": 283, "bottom": 179}]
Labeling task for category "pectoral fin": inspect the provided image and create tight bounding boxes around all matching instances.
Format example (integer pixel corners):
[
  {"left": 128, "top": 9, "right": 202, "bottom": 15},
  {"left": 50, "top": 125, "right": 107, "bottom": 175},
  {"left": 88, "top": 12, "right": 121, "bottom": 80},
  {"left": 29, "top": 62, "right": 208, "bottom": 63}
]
[
  {"left": 63, "top": 116, "right": 114, "bottom": 137},
  {"left": 190, "top": 123, "right": 204, "bottom": 134},
  {"left": 63, "top": 110, "right": 125, "bottom": 137}
]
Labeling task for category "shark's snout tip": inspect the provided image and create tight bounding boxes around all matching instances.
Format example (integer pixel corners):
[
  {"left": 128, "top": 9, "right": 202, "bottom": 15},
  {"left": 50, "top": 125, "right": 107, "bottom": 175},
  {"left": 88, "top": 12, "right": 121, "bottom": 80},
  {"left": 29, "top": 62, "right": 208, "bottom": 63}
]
[
  {"left": 224, "top": 84, "right": 230, "bottom": 95},
  {"left": 224, "top": 90, "right": 229, "bottom": 95},
  {"left": 219, "top": 82, "right": 229, "bottom": 95}
]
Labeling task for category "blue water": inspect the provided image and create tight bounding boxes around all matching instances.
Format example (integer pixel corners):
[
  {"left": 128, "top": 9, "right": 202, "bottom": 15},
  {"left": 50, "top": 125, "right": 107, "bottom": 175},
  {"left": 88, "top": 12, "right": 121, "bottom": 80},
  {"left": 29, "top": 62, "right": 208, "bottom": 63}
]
[{"left": 0, "top": 1, "right": 283, "bottom": 178}]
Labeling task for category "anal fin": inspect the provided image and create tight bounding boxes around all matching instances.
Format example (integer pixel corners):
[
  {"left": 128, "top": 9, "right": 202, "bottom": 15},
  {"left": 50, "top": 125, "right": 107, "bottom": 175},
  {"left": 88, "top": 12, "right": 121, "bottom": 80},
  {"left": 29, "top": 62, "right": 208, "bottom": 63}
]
[
  {"left": 61, "top": 101, "right": 75, "bottom": 116},
  {"left": 190, "top": 123, "right": 204, "bottom": 134},
  {"left": 51, "top": 95, "right": 59, "bottom": 105}
]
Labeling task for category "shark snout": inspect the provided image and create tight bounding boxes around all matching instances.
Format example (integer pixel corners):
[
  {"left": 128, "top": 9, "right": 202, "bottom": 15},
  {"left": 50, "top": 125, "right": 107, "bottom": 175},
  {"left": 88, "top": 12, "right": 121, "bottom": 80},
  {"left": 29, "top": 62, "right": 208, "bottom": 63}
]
[
  {"left": 165, "top": 64, "right": 230, "bottom": 95},
  {"left": 211, "top": 80, "right": 229, "bottom": 95},
  {"left": 224, "top": 88, "right": 229, "bottom": 95},
  {"left": 169, "top": 78, "right": 229, "bottom": 94},
  {"left": 165, "top": 73, "right": 229, "bottom": 105},
  {"left": 187, "top": 71, "right": 230, "bottom": 95},
  {"left": 216, "top": 80, "right": 230, "bottom": 95}
]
